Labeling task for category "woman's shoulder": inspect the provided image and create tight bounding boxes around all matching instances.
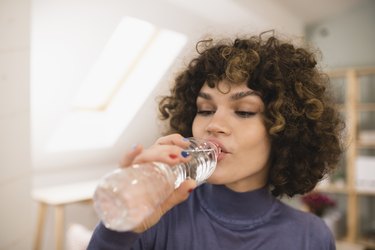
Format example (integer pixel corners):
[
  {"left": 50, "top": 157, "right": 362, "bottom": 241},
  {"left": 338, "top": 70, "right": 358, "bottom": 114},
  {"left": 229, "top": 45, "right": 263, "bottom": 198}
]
[
  {"left": 278, "top": 199, "right": 326, "bottom": 224},
  {"left": 277, "top": 199, "right": 335, "bottom": 240}
]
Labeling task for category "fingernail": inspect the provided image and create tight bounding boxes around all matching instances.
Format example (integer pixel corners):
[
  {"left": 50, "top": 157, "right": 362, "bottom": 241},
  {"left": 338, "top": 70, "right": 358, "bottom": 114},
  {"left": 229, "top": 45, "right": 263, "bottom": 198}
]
[
  {"left": 182, "top": 137, "right": 190, "bottom": 141},
  {"left": 188, "top": 189, "right": 194, "bottom": 193},
  {"left": 131, "top": 144, "right": 138, "bottom": 150},
  {"left": 181, "top": 151, "right": 190, "bottom": 158},
  {"left": 169, "top": 154, "right": 178, "bottom": 159}
]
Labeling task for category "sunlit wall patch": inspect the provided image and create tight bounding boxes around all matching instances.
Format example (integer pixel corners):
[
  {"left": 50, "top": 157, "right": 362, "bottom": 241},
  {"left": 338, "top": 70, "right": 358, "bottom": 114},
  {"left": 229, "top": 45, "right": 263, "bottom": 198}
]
[{"left": 47, "top": 16, "right": 187, "bottom": 152}]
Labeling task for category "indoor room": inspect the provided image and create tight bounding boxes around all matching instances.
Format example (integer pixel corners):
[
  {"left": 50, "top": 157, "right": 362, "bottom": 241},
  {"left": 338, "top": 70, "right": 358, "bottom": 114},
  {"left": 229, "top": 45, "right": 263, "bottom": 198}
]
[{"left": 1, "top": 0, "right": 374, "bottom": 249}]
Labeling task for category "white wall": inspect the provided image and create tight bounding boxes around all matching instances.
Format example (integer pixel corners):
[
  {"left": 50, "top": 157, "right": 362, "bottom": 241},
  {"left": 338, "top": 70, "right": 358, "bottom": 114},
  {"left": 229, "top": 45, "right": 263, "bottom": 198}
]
[
  {"left": 306, "top": 0, "right": 375, "bottom": 68},
  {"left": 0, "top": 0, "right": 32, "bottom": 249}
]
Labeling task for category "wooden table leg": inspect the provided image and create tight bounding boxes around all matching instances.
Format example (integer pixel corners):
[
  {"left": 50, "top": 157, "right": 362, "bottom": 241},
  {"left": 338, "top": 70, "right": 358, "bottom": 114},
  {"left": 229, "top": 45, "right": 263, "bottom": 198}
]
[
  {"left": 33, "top": 202, "right": 48, "bottom": 250},
  {"left": 54, "top": 205, "right": 65, "bottom": 250}
]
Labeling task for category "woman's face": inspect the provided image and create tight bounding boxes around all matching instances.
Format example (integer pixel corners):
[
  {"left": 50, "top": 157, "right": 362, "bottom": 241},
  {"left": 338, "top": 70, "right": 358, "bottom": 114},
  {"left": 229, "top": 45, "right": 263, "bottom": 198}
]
[{"left": 192, "top": 80, "right": 271, "bottom": 192}]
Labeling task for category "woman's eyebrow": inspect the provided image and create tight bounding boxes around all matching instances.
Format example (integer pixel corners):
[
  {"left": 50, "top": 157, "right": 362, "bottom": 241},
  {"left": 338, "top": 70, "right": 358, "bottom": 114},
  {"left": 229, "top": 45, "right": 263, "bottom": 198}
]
[
  {"left": 197, "top": 90, "right": 260, "bottom": 101},
  {"left": 230, "top": 90, "right": 259, "bottom": 101},
  {"left": 197, "top": 92, "right": 212, "bottom": 100}
]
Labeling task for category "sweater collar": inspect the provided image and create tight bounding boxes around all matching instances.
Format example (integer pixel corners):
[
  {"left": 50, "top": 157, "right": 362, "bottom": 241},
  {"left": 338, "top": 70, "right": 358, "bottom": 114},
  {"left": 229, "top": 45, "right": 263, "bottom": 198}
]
[{"left": 197, "top": 184, "right": 276, "bottom": 228}]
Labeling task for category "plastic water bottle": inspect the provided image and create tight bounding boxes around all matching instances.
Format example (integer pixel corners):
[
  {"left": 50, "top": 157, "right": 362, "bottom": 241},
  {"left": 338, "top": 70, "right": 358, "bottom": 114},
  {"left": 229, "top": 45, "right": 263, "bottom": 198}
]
[{"left": 93, "top": 138, "right": 220, "bottom": 232}]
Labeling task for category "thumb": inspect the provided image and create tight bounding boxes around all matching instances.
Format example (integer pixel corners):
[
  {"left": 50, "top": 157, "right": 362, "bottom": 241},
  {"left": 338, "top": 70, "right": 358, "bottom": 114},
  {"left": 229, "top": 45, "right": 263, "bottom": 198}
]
[
  {"left": 159, "top": 179, "right": 197, "bottom": 213},
  {"left": 132, "top": 179, "right": 197, "bottom": 233}
]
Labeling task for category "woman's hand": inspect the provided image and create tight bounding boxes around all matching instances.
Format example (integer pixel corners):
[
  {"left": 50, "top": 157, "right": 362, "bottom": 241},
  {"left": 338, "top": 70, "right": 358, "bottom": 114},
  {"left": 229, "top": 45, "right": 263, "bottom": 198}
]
[{"left": 119, "top": 134, "right": 197, "bottom": 233}]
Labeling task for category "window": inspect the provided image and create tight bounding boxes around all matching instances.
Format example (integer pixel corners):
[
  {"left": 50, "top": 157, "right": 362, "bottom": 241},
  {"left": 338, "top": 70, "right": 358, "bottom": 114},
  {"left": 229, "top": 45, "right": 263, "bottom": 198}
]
[{"left": 46, "top": 17, "right": 187, "bottom": 152}]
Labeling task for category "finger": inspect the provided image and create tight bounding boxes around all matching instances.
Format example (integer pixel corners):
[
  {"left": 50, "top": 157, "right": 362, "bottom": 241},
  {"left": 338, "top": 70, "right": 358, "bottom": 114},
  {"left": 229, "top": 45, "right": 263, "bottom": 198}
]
[
  {"left": 133, "top": 144, "right": 192, "bottom": 166},
  {"left": 119, "top": 144, "right": 143, "bottom": 167},
  {"left": 155, "top": 134, "right": 190, "bottom": 148}
]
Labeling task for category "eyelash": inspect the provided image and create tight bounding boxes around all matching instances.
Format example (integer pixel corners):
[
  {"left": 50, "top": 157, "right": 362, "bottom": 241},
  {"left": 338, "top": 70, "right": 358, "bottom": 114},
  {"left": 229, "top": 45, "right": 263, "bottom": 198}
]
[
  {"left": 196, "top": 110, "right": 214, "bottom": 116},
  {"left": 235, "top": 111, "right": 256, "bottom": 118},
  {"left": 196, "top": 110, "right": 256, "bottom": 118}
]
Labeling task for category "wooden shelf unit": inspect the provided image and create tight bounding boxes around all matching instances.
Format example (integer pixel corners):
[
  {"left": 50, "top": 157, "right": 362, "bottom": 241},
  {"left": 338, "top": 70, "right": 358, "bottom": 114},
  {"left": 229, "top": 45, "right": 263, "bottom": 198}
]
[{"left": 317, "top": 67, "right": 375, "bottom": 247}]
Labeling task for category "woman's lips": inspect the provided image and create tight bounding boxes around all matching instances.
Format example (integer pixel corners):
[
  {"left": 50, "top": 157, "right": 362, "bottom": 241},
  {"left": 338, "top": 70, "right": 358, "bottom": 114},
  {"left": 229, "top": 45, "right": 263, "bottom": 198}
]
[
  {"left": 217, "top": 151, "right": 226, "bottom": 161},
  {"left": 207, "top": 139, "right": 229, "bottom": 162}
]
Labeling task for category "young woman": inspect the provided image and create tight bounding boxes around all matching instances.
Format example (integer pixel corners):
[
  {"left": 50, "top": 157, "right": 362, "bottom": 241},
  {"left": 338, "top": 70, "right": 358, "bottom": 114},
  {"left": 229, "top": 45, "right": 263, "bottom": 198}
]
[{"left": 88, "top": 32, "right": 345, "bottom": 249}]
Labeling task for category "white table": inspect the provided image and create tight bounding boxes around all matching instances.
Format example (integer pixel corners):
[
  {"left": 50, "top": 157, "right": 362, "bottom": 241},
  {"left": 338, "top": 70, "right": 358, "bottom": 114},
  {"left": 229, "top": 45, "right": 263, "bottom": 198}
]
[{"left": 32, "top": 180, "right": 98, "bottom": 250}]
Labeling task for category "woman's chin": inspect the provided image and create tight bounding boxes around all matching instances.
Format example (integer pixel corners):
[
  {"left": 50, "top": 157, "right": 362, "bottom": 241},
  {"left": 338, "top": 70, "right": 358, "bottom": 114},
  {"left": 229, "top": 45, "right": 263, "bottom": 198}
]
[{"left": 206, "top": 174, "right": 225, "bottom": 185}]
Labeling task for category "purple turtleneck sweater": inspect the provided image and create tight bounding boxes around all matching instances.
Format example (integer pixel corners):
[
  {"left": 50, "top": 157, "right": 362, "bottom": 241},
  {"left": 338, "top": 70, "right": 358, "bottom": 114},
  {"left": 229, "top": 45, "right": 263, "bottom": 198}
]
[{"left": 87, "top": 184, "right": 335, "bottom": 250}]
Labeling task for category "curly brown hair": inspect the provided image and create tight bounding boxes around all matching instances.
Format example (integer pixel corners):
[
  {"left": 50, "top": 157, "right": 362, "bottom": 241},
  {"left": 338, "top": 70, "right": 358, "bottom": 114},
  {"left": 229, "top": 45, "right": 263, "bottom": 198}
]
[{"left": 159, "top": 32, "right": 345, "bottom": 197}]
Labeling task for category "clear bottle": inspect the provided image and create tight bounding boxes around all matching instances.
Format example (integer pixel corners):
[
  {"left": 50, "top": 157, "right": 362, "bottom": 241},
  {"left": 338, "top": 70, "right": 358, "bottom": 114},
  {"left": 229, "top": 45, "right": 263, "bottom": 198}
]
[{"left": 93, "top": 137, "right": 220, "bottom": 232}]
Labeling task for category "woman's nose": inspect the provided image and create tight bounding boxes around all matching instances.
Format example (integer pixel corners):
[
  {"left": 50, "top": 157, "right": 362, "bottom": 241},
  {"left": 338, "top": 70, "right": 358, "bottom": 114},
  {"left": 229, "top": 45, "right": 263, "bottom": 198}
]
[{"left": 206, "top": 111, "right": 230, "bottom": 135}]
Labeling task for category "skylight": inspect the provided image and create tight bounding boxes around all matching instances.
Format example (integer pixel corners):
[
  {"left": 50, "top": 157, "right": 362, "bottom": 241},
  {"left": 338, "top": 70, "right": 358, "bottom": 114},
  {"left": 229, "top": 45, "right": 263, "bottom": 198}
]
[{"left": 46, "top": 17, "right": 187, "bottom": 152}]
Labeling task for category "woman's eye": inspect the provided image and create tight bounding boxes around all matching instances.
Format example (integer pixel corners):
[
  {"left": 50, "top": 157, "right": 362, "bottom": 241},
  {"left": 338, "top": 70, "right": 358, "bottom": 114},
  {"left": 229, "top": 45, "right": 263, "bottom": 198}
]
[
  {"left": 197, "top": 110, "right": 215, "bottom": 116},
  {"left": 235, "top": 111, "right": 256, "bottom": 118}
]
